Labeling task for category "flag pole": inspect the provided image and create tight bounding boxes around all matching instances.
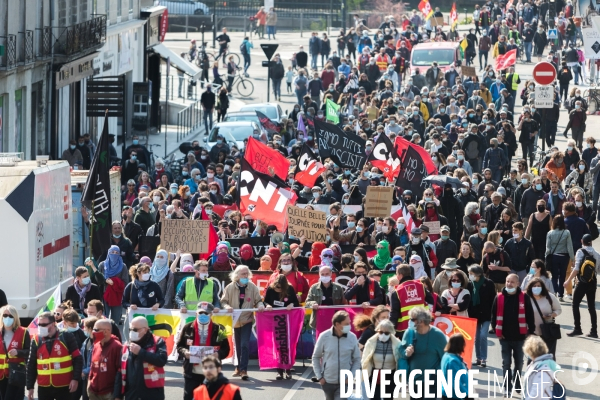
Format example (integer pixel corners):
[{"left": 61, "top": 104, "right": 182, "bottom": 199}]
[{"left": 89, "top": 199, "right": 95, "bottom": 260}]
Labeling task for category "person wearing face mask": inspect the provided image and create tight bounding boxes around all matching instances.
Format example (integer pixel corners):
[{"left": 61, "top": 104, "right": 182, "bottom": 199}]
[
  {"left": 564, "top": 100, "right": 587, "bottom": 151},
  {"left": 116, "top": 316, "right": 167, "bottom": 400},
  {"left": 79, "top": 317, "right": 97, "bottom": 400},
  {"left": 122, "top": 263, "right": 164, "bottom": 311},
  {"left": 0, "top": 304, "right": 30, "bottom": 400},
  {"left": 133, "top": 197, "right": 156, "bottom": 233},
  {"left": 344, "top": 262, "right": 385, "bottom": 307},
  {"left": 85, "top": 319, "right": 122, "bottom": 400},
  {"left": 312, "top": 310, "right": 361, "bottom": 399},
  {"left": 432, "top": 257, "right": 470, "bottom": 296},
  {"left": 62, "top": 139, "right": 84, "bottom": 167},
  {"left": 305, "top": 264, "right": 346, "bottom": 332},
  {"left": 64, "top": 267, "right": 102, "bottom": 316},
  {"left": 176, "top": 260, "right": 222, "bottom": 314},
  {"left": 457, "top": 180, "right": 478, "bottom": 210},
  {"left": 439, "top": 271, "right": 471, "bottom": 317},
  {"left": 176, "top": 302, "right": 230, "bottom": 400},
  {"left": 372, "top": 219, "right": 401, "bottom": 254},
  {"left": 503, "top": 222, "right": 535, "bottom": 283},
  {"left": 97, "top": 245, "right": 128, "bottom": 324},
  {"left": 149, "top": 250, "right": 175, "bottom": 309},
  {"left": 421, "top": 201, "right": 449, "bottom": 243},
  {"left": 491, "top": 274, "right": 536, "bottom": 394},
  {"left": 439, "top": 183, "right": 464, "bottom": 244},
  {"left": 267, "top": 253, "right": 310, "bottom": 302},
  {"left": 524, "top": 278, "right": 561, "bottom": 359},
  {"left": 26, "top": 311, "right": 83, "bottom": 400},
  {"left": 404, "top": 227, "right": 438, "bottom": 278},
  {"left": 519, "top": 177, "right": 546, "bottom": 226},
  {"left": 359, "top": 319, "right": 400, "bottom": 399}
]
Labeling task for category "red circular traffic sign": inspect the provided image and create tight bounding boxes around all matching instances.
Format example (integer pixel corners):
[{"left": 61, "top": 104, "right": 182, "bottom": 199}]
[{"left": 532, "top": 62, "right": 557, "bottom": 85}]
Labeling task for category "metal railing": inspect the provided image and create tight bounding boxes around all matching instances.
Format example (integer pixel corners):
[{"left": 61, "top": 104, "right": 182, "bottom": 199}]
[
  {"left": 22, "top": 30, "right": 34, "bottom": 64},
  {"left": 42, "top": 15, "right": 107, "bottom": 59},
  {"left": 176, "top": 100, "right": 203, "bottom": 142},
  {"left": 0, "top": 34, "right": 17, "bottom": 70}
]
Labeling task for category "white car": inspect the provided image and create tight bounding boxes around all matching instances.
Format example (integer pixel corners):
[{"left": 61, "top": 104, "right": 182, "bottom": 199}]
[
  {"left": 155, "top": 0, "right": 210, "bottom": 15},
  {"left": 238, "top": 103, "right": 285, "bottom": 124},
  {"left": 203, "top": 121, "right": 260, "bottom": 151}
]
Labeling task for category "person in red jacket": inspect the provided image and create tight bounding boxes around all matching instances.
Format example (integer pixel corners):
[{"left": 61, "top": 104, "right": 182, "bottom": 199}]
[
  {"left": 266, "top": 252, "right": 310, "bottom": 302},
  {"left": 87, "top": 319, "right": 122, "bottom": 400}
]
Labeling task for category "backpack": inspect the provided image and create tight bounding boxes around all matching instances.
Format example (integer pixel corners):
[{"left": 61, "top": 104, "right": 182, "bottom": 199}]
[
  {"left": 465, "top": 138, "right": 479, "bottom": 159},
  {"left": 240, "top": 42, "right": 248, "bottom": 55},
  {"left": 579, "top": 249, "right": 597, "bottom": 283}
]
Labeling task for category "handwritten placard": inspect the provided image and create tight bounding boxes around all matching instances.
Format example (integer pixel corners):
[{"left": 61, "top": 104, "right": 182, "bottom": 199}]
[
  {"left": 461, "top": 66, "right": 476, "bottom": 77},
  {"left": 422, "top": 221, "right": 441, "bottom": 235},
  {"left": 161, "top": 219, "right": 210, "bottom": 254},
  {"left": 364, "top": 186, "right": 394, "bottom": 218},
  {"left": 287, "top": 205, "right": 327, "bottom": 242}
]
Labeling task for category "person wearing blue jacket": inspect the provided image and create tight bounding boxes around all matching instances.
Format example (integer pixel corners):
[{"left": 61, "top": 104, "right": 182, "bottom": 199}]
[
  {"left": 489, "top": 78, "right": 505, "bottom": 103},
  {"left": 440, "top": 333, "right": 470, "bottom": 399}
]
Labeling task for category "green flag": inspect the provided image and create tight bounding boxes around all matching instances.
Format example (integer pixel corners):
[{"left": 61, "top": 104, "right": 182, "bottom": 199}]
[
  {"left": 325, "top": 99, "right": 340, "bottom": 124},
  {"left": 27, "top": 284, "right": 62, "bottom": 335}
]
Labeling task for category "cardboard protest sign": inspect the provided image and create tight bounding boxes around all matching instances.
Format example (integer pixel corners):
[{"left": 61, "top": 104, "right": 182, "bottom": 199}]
[
  {"left": 461, "top": 66, "right": 476, "bottom": 77},
  {"left": 363, "top": 186, "right": 394, "bottom": 218},
  {"left": 287, "top": 205, "right": 327, "bottom": 242},
  {"left": 161, "top": 219, "right": 211, "bottom": 254},
  {"left": 422, "top": 221, "right": 441, "bottom": 234}
]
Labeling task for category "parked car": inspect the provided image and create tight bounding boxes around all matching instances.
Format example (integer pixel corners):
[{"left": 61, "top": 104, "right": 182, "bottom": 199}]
[
  {"left": 155, "top": 0, "right": 210, "bottom": 15},
  {"left": 223, "top": 111, "right": 260, "bottom": 124},
  {"left": 203, "top": 121, "right": 260, "bottom": 150},
  {"left": 238, "top": 102, "right": 284, "bottom": 123}
]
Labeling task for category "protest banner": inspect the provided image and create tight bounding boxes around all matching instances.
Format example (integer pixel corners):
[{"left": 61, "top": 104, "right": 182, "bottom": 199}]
[
  {"left": 433, "top": 315, "right": 478, "bottom": 368},
  {"left": 245, "top": 136, "right": 290, "bottom": 180},
  {"left": 422, "top": 221, "right": 441, "bottom": 235},
  {"left": 314, "top": 119, "right": 366, "bottom": 170},
  {"left": 161, "top": 219, "right": 210, "bottom": 254},
  {"left": 287, "top": 205, "right": 327, "bottom": 242},
  {"left": 315, "top": 306, "right": 373, "bottom": 339},
  {"left": 255, "top": 309, "right": 305, "bottom": 369},
  {"left": 461, "top": 66, "right": 477, "bottom": 77},
  {"left": 364, "top": 186, "right": 395, "bottom": 218}
]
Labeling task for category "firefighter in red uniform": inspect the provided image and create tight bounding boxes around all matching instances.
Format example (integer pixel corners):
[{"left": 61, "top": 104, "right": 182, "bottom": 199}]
[
  {"left": 389, "top": 265, "right": 434, "bottom": 339},
  {"left": 26, "top": 311, "right": 83, "bottom": 400},
  {"left": 0, "top": 305, "right": 30, "bottom": 400},
  {"left": 343, "top": 262, "right": 385, "bottom": 306},
  {"left": 116, "top": 316, "right": 168, "bottom": 400},
  {"left": 193, "top": 355, "right": 242, "bottom": 400}
]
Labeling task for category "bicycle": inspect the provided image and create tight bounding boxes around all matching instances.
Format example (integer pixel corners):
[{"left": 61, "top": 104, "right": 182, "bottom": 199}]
[
  {"left": 215, "top": 45, "right": 240, "bottom": 66},
  {"left": 530, "top": 149, "right": 548, "bottom": 176},
  {"left": 193, "top": 43, "right": 216, "bottom": 67},
  {"left": 221, "top": 71, "right": 254, "bottom": 97}
]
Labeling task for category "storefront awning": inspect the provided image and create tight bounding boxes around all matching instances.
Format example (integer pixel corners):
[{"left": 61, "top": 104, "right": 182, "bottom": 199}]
[{"left": 151, "top": 43, "right": 201, "bottom": 80}]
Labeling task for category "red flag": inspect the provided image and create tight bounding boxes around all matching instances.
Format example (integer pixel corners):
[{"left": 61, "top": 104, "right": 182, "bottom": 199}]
[
  {"left": 239, "top": 158, "right": 296, "bottom": 231},
  {"left": 212, "top": 204, "right": 238, "bottom": 219},
  {"left": 192, "top": 205, "right": 219, "bottom": 260},
  {"left": 495, "top": 48, "right": 517, "bottom": 71},
  {"left": 450, "top": 3, "right": 458, "bottom": 25},
  {"left": 367, "top": 133, "right": 401, "bottom": 181},
  {"left": 244, "top": 136, "right": 291, "bottom": 181},
  {"left": 418, "top": 0, "right": 433, "bottom": 19},
  {"left": 294, "top": 143, "right": 326, "bottom": 187},
  {"left": 394, "top": 136, "right": 438, "bottom": 175}
]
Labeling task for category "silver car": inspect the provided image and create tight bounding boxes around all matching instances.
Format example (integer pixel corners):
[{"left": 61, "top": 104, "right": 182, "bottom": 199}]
[
  {"left": 155, "top": 0, "right": 210, "bottom": 15},
  {"left": 238, "top": 103, "right": 284, "bottom": 124},
  {"left": 203, "top": 121, "right": 259, "bottom": 151}
]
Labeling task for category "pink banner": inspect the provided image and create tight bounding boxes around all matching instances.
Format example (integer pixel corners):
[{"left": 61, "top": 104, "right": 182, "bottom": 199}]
[
  {"left": 315, "top": 306, "right": 373, "bottom": 340},
  {"left": 255, "top": 308, "right": 304, "bottom": 370}
]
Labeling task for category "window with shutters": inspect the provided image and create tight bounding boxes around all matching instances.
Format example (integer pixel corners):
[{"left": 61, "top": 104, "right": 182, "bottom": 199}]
[{"left": 58, "top": 0, "right": 67, "bottom": 27}]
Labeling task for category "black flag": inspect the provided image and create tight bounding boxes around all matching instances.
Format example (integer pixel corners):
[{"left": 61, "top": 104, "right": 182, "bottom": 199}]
[
  {"left": 395, "top": 145, "right": 429, "bottom": 199},
  {"left": 366, "top": 133, "right": 401, "bottom": 181},
  {"left": 81, "top": 115, "right": 112, "bottom": 260},
  {"left": 256, "top": 110, "right": 281, "bottom": 135},
  {"left": 294, "top": 143, "right": 326, "bottom": 187},
  {"left": 313, "top": 119, "right": 366, "bottom": 169}
]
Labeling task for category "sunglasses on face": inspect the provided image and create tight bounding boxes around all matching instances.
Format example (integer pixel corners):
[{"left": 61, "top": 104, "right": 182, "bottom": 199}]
[
  {"left": 2, "top": 314, "right": 12, "bottom": 318},
  {"left": 322, "top": 255, "right": 333, "bottom": 258},
  {"left": 130, "top": 327, "right": 144, "bottom": 332},
  {"left": 38, "top": 322, "right": 52, "bottom": 327}
]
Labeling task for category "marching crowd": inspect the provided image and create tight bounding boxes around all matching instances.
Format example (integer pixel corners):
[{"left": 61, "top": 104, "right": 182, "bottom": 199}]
[{"left": 3, "top": 1, "right": 600, "bottom": 400}]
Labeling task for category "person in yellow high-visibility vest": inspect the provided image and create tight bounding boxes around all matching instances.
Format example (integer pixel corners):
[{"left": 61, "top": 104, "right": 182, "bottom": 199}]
[{"left": 175, "top": 261, "right": 222, "bottom": 314}]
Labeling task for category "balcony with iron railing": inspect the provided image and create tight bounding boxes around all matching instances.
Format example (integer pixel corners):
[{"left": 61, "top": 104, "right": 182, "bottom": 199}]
[
  {"left": 0, "top": 34, "right": 17, "bottom": 70},
  {"left": 42, "top": 14, "right": 107, "bottom": 63}
]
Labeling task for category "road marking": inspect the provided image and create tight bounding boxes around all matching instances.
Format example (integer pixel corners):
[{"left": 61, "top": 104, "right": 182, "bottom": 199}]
[
  {"left": 281, "top": 367, "right": 313, "bottom": 400},
  {"left": 535, "top": 72, "right": 554, "bottom": 76}
]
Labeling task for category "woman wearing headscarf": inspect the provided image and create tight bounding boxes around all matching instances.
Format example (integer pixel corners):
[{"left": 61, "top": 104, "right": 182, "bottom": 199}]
[
  {"left": 267, "top": 251, "right": 310, "bottom": 302},
  {"left": 97, "top": 245, "right": 128, "bottom": 324},
  {"left": 259, "top": 255, "right": 273, "bottom": 271},
  {"left": 150, "top": 249, "right": 176, "bottom": 308},
  {"left": 369, "top": 240, "right": 392, "bottom": 270},
  {"left": 239, "top": 244, "right": 259, "bottom": 270},
  {"left": 139, "top": 256, "right": 152, "bottom": 267},
  {"left": 308, "top": 242, "right": 326, "bottom": 270},
  {"left": 209, "top": 244, "right": 236, "bottom": 271},
  {"left": 329, "top": 243, "right": 342, "bottom": 270},
  {"left": 310, "top": 248, "right": 338, "bottom": 272},
  {"left": 122, "top": 263, "right": 165, "bottom": 310}
]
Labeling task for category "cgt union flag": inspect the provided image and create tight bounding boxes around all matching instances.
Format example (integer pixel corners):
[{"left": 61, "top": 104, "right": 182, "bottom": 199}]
[
  {"left": 418, "top": 0, "right": 433, "bottom": 20},
  {"left": 255, "top": 309, "right": 304, "bottom": 369},
  {"left": 238, "top": 158, "right": 297, "bottom": 231},
  {"left": 495, "top": 48, "right": 517, "bottom": 71},
  {"left": 295, "top": 143, "right": 326, "bottom": 187}
]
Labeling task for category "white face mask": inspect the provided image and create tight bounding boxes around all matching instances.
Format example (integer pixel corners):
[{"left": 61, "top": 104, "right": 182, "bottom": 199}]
[
  {"left": 153, "top": 196, "right": 161, "bottom": 203},
  {"left": 381, "top": 226, "right": 389, "bottom": 234},
  {"left": 342, "top": 325, "right": 351, "bottom": 334},
  {"left": 378, "top": 333, "right": 390, "bottom": 342},
  {"left": 129, "top": 331, "right": 140, "bottom": 342},
  {"left": 320, "top": 275, "right": 332, "bottom": 283},
  {"left": 281, "top": 264, "right": 293, "bottom": 272},
  {"left": 199, "top": 273, "right": 208, "bottom": 280},
  {"left": 141, "top": 273, "right": 151, "bottom": 281},
  {"left": 38, "top": 326, "right": 49, "bottom": 338}
]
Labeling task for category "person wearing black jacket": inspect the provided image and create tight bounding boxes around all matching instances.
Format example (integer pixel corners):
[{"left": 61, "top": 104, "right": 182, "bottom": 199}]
[
  {"left": 557, "top": 62, "right": 573, "bottom": 104},
  {"left": 344, "top": 262, "right": 385, "bottom": 306},
  {"left": 122, "top": 207, "right": 143, "bottom": 251},
  {"left": 440, "top": 184, "right": 464, "bottom": 244},
  {"left": 76, "top": 136, "right": 92, "bottom": 170},
  {"left": 491, "top": 275, "right": 536, "bottom": 395},
  {"left": 200, "top": 86, "right": 216, "bottom": 134},
  {"left": 503, "top": 222, "right": 535, "bottom": 283},
  {"left": 115, "top": 316, "right": 168, "bottom": 400},
  {"left": 63, "top": 267, "right": 103, "bottom": 315},
  {"left": 269, "top": 54, "right": 286, "bottom": 101},
  {"left": 374, "top": 217, "right": 401, "bottom": 253},
  {"left": 177, "top": 302, "right": 230, "bottom": 400},
  {"left": 517, "top": 109, "right": 538, "bottom": 167},
  {"left": 467, "top": 266, "right": 498, "bottom": 365},
  {"left": 26, "top": 312, "right": 84, "bottom": 400}
]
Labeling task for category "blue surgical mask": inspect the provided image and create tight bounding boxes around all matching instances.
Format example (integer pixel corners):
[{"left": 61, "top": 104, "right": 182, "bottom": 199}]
[
  {"left": 67, "top": 326, "right": 79, "bottom": 333},
  {"left": 113, "top": 234, "right": 121, "bottom": 239},
  {"left": 182, "top": 171, "right": 189, "bottom": 176},
  {"left": 440, "top": 108, "right": 446, "bottom": 113},
  {"left": 451, "top": 282, "right": 461, "bottom": 289},
  {"left": 82, "top": 277, "right": 91, "bottom": 285},
  {"left": 480, "top": 227, "right": 488, "bottom": 235},
  {"left": 2, "top": 317, "right": 14, "bottom": 327},
  {"left": 70, "top": 145, "right": 76, "bottom": 150},
  {"left": 217, "top": 139, "right": 223, "bottom": 144},
  {"left": 472, "top": 179, "right": 478, "bottom": 184},
  {"left": 458, "top": 155, "right": 464, "bottom": 160},
  {"left": 347, "top": 221, "right": 356, "bottom": 228},
  {"left": 529, "top": 267, "right": 536, "bottom": 275},
  {"left": 505, "top": 287, "right": 516, "bottom": 294},
  {"left": 171, "top": 189, "right": 178, "bottom": 195},
  {"left": 532, "top": 287, "right": 542, "bottom": 296},
  {"left": 131, "top": 155, "right": 137, "bottom": 161},
  {"left": 132, "top": 140, "right": 139, "bottom": 145},
  {"left": 535, "top": 183, "right": 543, "bottom": 190},
  {"left": 239, "top": 278, "right": 249, "bottom": 285},
  {"left": 441, "top": 235, "right": 449, "bottom": 240},
  {"left": 313, "top": 192, "right": 320, "bottom": 198},
  {"left": 425, "top": 197, "right": 432, "bottom": 202},
  {"left": 198, "top": 314, "right": 211, "bottom": 324},
  {"left": 356, "top": 226, "right": 363, "bottom": 232},
  {"left": 499, "top": 237, "right": 503, "bottom": 244},
  {"left": 342, "top": 325, "right": 351, "bottom": 334},
  {"left": 344, "top": 170, "right": 351, "bottom": 176},
  {"left": 413, "top": 111, "right": 418, "bottom": 116}
]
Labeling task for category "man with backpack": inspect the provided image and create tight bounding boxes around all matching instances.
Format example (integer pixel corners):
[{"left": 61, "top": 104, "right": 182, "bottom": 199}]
[
  {"left": 565, "top": 234, "right": 600, "bottom": 338},
  {"left": 240, "top": 37, "right": 253, "bottom": 77}
]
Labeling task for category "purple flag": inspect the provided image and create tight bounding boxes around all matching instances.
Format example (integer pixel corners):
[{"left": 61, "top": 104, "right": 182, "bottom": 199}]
[{"left": 297, "top": 116, "right": 306, "bottom": 135}]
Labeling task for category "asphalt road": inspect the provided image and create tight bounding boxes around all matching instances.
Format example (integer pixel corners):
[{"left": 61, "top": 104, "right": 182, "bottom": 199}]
[{"left": 157, "top": 29, "right": 600, "bottom": 400}]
